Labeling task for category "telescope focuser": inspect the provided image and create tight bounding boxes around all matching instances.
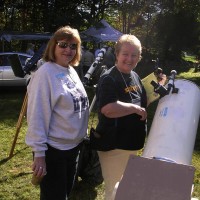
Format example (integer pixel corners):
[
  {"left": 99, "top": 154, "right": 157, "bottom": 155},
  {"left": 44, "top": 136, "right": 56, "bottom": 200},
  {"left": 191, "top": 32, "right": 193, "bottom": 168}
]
[
  {"left": 151, "top": 80, "right": 168, "bottom": 98},
  {"left": 151, "top": 70, "right": 179, "bottom": 98}
]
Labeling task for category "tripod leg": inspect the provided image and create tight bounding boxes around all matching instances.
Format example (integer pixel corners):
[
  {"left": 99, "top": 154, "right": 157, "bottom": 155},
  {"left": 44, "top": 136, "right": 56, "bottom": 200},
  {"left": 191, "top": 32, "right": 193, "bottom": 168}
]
[
  {"left": 89, "top": 95, "right": 96, "bottom": 114},
  {"left": 9, "top": 92, "right": 28, "bottom": 158}
]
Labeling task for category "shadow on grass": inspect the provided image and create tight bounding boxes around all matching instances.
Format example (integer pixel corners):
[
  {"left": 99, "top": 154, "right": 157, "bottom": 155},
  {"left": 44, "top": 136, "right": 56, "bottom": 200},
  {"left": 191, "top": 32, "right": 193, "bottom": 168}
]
[
  {"left": 70, "top": 179, "right": 100, "bottom": 200},
  {"left": 0, "top": 171, "right": 32, "bottom": 184},
  {"left": 0, "top": 146, "right": 29, "bottom": 165},
  {"left": 12, "top": 171, "right": 32, "bottom": 178},
  {"left": 0, "top": 157, "right": 10, "bottom": 164}
]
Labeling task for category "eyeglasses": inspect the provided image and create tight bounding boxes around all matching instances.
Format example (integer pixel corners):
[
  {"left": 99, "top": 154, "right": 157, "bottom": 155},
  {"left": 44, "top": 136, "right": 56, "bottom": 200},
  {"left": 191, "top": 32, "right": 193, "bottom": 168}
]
[{"left": 57, "top": 42, "right": 77, "bottom": 50}]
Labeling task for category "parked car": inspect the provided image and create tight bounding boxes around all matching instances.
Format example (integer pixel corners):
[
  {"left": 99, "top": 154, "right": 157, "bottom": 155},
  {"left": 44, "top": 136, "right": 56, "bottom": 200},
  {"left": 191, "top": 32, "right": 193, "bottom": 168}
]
[{"left": 0, "top": 52, "right": 32, "bottom": 86}]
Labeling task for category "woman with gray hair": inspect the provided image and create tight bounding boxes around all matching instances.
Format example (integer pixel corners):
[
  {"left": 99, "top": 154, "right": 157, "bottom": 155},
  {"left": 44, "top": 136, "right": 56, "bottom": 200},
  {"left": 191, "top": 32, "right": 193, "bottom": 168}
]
[{"left": 95, "top": 34, "right": 147, "bottom": 200}]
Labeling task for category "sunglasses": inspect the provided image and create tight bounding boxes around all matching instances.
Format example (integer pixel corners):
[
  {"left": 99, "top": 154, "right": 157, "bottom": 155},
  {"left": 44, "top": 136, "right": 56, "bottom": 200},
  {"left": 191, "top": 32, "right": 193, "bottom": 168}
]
[{"left": 57, "top": 42, "right": 77, "bottom": 50}]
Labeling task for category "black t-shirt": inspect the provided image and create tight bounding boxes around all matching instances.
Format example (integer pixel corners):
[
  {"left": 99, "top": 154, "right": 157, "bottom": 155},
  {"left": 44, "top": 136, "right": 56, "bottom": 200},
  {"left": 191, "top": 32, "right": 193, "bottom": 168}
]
[{"left": 96, "top": 66, "right": 147, "bottom": 150}]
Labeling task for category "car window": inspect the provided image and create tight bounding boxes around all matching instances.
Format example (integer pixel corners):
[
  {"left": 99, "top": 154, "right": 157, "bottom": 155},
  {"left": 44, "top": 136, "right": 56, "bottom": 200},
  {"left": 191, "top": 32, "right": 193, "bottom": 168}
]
[
  {"left": 0, "top": 55, "right": 10, "bottom": 66},
  {"left": 0, "top": 54, "right": 30, "bottom": 67}
]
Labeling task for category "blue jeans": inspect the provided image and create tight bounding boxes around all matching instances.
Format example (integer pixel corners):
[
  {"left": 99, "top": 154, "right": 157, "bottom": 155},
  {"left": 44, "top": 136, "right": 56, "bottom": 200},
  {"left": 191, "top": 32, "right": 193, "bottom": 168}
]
[{"left": 40, "top": 144, "right": 81, "bottom": 200}]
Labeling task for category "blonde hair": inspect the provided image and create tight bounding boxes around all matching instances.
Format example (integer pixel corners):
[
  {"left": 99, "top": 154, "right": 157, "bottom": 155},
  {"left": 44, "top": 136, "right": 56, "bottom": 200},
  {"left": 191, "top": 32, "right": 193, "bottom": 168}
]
[
  {"left": 115, "top": 34, "right": 142, "bottom": 58},
  {"left": 43, "top": 26, "right": 81, "bottom": 66}
]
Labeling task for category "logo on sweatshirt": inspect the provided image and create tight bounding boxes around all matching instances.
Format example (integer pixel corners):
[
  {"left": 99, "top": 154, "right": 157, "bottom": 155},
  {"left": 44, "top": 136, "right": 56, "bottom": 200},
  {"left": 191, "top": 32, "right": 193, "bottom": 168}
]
[{"left": 56, "top": 72, "right": 89, "bottom": 112}]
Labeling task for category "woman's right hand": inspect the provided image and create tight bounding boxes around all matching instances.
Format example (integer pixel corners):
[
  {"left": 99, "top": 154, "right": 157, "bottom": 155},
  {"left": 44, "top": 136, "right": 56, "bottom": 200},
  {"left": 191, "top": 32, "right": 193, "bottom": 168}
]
[{"left": 32, "top": 156, "right": 47, "bottom": 177}]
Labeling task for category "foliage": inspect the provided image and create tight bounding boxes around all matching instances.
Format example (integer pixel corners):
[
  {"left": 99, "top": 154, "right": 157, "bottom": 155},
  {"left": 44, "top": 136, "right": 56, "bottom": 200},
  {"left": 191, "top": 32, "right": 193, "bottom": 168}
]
[
  {"left": 154, "top": 8, "right": 200, "bottom": 61},
  {"left": 0, "top": 0, "right": 117, "bottom": 32},
  {"left": 0, "top": 0, "right": 199, "bottom": 61}
]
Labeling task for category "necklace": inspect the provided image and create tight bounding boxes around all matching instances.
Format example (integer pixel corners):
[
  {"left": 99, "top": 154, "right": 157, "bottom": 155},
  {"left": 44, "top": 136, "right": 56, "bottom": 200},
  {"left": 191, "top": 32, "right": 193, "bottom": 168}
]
[{"left": 118, "top": 69, "right": 142, "bottom": 105}]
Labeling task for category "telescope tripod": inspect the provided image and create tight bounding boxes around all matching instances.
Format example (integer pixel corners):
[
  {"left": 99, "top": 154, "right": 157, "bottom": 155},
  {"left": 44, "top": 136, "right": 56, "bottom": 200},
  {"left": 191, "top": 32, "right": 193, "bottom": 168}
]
[{"left": 9, "top": 92, "right": 28, "bottom": 158}]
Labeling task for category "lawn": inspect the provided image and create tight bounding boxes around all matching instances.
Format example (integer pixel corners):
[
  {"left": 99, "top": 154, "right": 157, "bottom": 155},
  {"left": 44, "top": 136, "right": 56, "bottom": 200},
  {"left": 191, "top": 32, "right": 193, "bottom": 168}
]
[{"left": 0, "top": 65, "right": 199, "bottom": 199}]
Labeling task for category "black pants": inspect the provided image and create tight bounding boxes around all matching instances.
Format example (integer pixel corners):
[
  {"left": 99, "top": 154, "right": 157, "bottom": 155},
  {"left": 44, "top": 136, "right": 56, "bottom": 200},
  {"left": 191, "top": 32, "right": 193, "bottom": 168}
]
[{"left": 40, "top": 144, "right": 81, "bottom": 200}]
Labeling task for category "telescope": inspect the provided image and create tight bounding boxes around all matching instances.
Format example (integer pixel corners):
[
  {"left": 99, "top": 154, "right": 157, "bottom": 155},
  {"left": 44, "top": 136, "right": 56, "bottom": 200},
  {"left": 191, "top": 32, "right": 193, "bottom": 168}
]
[
  {"left": 8, "top": 43, "right": 46, "bottom": 78},
  {"left": 114, "top": 69, "right": 200, "bottom": 200},
  {"left": 150, "top": 70, "right": 179, "bottom": 98},
  {"left": 83, "top": 46, "right": 108, "bottom": 86}
]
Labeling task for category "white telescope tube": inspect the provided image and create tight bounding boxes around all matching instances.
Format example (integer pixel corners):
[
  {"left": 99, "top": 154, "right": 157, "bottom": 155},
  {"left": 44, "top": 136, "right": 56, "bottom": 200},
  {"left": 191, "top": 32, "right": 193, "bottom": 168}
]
[
  {"left": 84, "top": 47, "right": 107, "bottom": 81},
  {"left": 142, "top": 79, "right": 200, "bottom": 165}
]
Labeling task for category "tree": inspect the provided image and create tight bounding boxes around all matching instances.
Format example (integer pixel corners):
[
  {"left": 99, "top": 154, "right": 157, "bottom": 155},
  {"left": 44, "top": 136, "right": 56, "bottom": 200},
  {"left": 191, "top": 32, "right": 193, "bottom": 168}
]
[
  {"left": 0, "top": 0, "right": 116, "bottom": 32},
  {"left": 154, "top": 0, "right": 200, "bottom": 61},
  {"left": 0, "top": 0, "right": 199, "bottom": 61}
]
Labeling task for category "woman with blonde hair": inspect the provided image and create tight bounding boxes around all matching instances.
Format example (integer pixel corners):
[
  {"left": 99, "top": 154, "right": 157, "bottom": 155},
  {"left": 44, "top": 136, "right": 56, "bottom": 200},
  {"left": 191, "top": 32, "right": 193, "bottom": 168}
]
[{"left": 95, "top": 34, "right": 147, "bottom": 200}]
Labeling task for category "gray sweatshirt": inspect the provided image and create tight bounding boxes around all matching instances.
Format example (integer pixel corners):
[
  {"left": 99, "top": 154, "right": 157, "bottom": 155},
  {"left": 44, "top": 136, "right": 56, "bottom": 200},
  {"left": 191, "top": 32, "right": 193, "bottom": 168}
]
[{"left": 25, "top": 62, "right": 89, "bottom": 157}]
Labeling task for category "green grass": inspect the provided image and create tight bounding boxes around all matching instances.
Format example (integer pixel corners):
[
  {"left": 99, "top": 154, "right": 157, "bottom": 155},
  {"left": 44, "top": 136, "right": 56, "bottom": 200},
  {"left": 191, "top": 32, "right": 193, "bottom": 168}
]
[
  {"left": 182, "top": 54, "right": 198, "bottom": 63},
  {"left": 0, "top": 64, "right": 199, "bottom": 199},
  {"left": 178, "top": 68, "right": 200, "bottom": 84}
]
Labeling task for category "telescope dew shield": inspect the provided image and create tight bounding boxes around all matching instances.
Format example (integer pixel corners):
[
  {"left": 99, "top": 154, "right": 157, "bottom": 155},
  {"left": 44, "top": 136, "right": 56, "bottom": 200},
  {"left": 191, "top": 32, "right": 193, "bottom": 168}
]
[
  {"left": 84, "top": 47, "right": 107, "bottom": 83},
  {"left": 142, "top": 79, "right": 200, "bottom": 165},
  {"left": 8, "top": 54, "right": 25, "bottom": 78},
  {"left": 84, "top": 61, "right": 99, "bottom": 80}
]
